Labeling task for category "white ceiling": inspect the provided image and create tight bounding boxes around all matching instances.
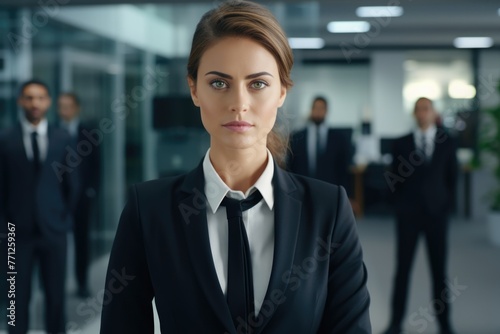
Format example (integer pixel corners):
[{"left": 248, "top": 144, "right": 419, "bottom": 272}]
[
  {"left": 143, "top": 1, "right": 500, "bottom": 60},
  {"left": 2, "top": 0, "right": 500, "bottom": 60}
]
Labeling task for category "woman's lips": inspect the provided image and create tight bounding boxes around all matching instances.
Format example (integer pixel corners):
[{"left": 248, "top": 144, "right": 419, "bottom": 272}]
[{"left": 222, "top": 121, "right": 253, "bottom": 133}]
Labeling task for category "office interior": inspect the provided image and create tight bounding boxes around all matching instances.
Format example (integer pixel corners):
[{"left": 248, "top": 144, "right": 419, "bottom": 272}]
[{"left": 0, "top": 0, "right": 499, "bottom": 333}]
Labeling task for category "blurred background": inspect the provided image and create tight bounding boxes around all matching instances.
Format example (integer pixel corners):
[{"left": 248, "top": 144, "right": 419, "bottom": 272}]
[{"left": 0, "top": 0, "right": 499, "bottom": 333}]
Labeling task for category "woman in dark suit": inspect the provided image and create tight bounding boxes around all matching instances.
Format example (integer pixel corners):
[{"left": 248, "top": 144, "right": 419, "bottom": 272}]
[{"left": 100, "top": 1, "right": 371, "bottom": 333}]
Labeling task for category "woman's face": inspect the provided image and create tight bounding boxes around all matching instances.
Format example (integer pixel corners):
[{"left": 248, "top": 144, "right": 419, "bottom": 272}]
[{"left": 188, "top": 37, "right": 286, "bottom": 152}]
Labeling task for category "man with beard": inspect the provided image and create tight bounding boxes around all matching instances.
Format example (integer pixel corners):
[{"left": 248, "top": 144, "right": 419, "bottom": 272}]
[
  {"left": 0, "top": 80, "right": 78, "bottom": 334},
  {"left": 287, "top": 96, "right": 353, "bottom": 194}
]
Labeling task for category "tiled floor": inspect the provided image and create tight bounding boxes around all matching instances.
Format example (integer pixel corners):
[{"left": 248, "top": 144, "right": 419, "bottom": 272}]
[
  {"left": 359, "top": 215, "right": 500, "bottom": 334},
  {"left": 2, "top": 215, "right": 499, "bottom": 334}
]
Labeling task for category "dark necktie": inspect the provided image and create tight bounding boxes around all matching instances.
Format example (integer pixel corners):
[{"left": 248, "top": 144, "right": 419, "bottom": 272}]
[
  {"left": 31, "top": 131, "right": 41, "bottom": 173},
  {"left": 421, "top": 134, "right": 428, "bottom": 162},
  {"left": 220, "top": 190, "right": 263, "bottom": 332}
]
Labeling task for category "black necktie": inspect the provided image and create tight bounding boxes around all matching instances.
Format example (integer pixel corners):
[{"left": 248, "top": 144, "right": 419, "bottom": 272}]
[
  {"left": 31, "top": 131, "right": 40, "bottom": 173},
  {"left": 221, "top": 190, "right": 263, "bottom": 332},
  {"left": 421, "top": 134, "right": 428, "bottom": 162}
]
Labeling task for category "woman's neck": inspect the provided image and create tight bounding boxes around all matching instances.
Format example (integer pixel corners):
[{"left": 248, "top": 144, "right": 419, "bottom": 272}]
[{"left": 209, "top": 145, "right": 268, "bottom": 193}]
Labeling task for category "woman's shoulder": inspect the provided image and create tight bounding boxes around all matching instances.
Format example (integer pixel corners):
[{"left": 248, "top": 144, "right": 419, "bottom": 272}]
[
  {"left": 282, "top": 170, "right": 350, "bottom": 224},
  {"left": 283, "top": 169, "right": 345, "bottom": 200},
  {"left": 130, "top": 174, "right": 188, "bottom": 202}
]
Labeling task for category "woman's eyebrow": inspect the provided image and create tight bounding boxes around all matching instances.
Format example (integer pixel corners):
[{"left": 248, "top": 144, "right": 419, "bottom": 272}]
[
  {"left": 246, "top": 71, "right": 274, "bottom": 79},
  {"left": 205, "top": 71, "right": 274, "bottom": 79}
]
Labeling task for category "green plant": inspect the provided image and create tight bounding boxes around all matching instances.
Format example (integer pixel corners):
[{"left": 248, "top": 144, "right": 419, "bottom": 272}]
[{"left": 479, "top": 82, "right": 500, "bottom": 211}]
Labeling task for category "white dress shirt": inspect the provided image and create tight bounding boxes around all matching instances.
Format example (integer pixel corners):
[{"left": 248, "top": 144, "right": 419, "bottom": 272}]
[
  {"left": 203, "top": 148, "right": 275, "bottom": 316},
  {"left": 307, "top": 121, "right": 328, "bottom": 175},
  {"left": 414, "top": 124, "right": 437, "bottom": 160},
  {"left": 19, "top": 113, "right": 49, "bottom": 162},
  {"left": 61, "top": 117, "right": 80, "bottom": 138}
]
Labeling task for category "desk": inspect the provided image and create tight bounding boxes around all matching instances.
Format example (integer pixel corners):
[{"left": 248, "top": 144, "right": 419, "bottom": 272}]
[
  {"left": 350, "top": 164, "right": 367, "bottom": 218},
  {"left": 349, "top": 163, "right": 472, "bottom": 219}
]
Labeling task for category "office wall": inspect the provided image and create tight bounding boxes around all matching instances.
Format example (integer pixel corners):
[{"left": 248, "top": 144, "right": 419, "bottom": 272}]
[
  {"left": 284, "top": 63, "right": 370, "bottom": 130},
  {"left": 56, "top": 5, "right": 180, "bottom": 58},
  {"left": 479, "top": 50, "right": 500, "bottom": 109},
  {"left": 370, "top": 51, "right": 412, "bottom": 138}
]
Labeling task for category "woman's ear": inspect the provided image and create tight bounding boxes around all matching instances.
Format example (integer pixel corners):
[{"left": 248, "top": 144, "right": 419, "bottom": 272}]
[
  {"left": 187, "top": 77, "right": 200, "bottom": 107},
  {"left": 278, "top": 86, "right": 287, "bottom": 108}
]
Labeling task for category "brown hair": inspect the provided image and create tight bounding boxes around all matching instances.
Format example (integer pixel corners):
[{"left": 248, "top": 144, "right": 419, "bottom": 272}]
[
  {"left": 59, "top": 92, "right": 81, "bottom": 107},
  {"left": 187, "top": 0, "right": 294, "bottom": 167}
]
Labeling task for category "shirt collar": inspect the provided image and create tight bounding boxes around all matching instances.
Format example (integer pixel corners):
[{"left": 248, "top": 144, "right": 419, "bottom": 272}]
[
  {"left": 62, "top": 117, "right": 80, "bottom": 128},
  {"left": 62, "top": 117, "right": 80, "bottom": 136},
  {"left": 202, "top": 148, "right": 275, "bottom": 214},
  {"left": 415, "top": 124, "right": 437, "bottom": 140},
  {"left": 19, "top": 112, "right": 48, "bottom": 136},
  {"left": 308, "top": 120, "right": 327, "bottom": 131}
]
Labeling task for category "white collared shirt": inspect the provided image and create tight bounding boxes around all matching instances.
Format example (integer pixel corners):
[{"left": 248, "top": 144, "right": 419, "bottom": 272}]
[
  {"left": 414, "top": 124, "right": 437, "bottom": 159},
  {"left": 307, "top": 121, "right": 328, "bottom": 175},
  {"left": 203, "top": 148, "right": 275, "bottom": 316},
  {"left": 61, "top": 117, "right": 80, "bottom": 138},
  {"left": 19, "top": 112, "right": 49, "bottom": 162}
]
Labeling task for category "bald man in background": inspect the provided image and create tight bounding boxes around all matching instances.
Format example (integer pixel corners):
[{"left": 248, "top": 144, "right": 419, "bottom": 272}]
[{"left": 384, "top": 97, "right": 458, "bottom": 334}]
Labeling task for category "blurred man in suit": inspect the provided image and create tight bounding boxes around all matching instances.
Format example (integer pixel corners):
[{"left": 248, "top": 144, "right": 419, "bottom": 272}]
[
  {"left": 287, "top": 96, "right": 353, "bottom": 194},
  {"left": 384, "top": 97, "right": 457, "bottom": 334},
  {"left": 0, "top": 80, "right": 78, "bottom": 334},
  {"left": 58, "top": 92, "right": 100, "bottom": 298}
]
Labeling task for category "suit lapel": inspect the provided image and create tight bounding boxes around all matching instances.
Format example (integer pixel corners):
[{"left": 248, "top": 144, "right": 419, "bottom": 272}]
[
  {"left": 428, "top": 129, "right": 445, "bottom": 166},
  {"left": 178, "top": 162, "right": 235, "bottom": 333},
  {"left": 408, "top": 133, "right": 417, "bottom": 153},
  {"left": 41, "top": 125, "right": 56, "bottom": 171},
  {"left": 41, "top": 125, "right": 57, "bottom": 174},
  {"left": 411, "top": 131, "right": 443, "bottom": 165},
  {"left": 429, "top": 140, "right": 443, "bottom": 167},
  {"left": 13, "top": 123, "right": 36, "bottom": 178},
  {"left": 13, "top": 124, "right": 30, "bottom": 166},
  {"left": 256, "top": 165, "right": 302, "bottom": 333},
  {"left": 178, "top": 162, "right": 303, "bottom": 332}
]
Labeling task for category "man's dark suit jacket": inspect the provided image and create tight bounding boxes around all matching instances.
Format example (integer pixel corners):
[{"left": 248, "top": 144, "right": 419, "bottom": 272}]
[
  {"left": 59, "top": 122, "right": 100, "bottom": 197},
  {"left": 74, "top": 123, "right": 102, "bottom": 198},
  {"left": 100, "top": 161, "right": 371, "bottom": 334},
  {"left": 287, "top": 127, "right": 353, "bottom": 195},
  {"left": 388, "top": 129, "right": 458, "bottom": 216},
  {"left": 0, "top": 123, "right": 79, "bottom": 236}
]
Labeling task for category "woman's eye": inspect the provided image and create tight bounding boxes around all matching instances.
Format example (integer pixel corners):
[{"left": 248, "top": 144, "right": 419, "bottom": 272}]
[
  {"left": 211, "top": 80, "right": 227, "bottom": 89},
  {"left": 251, "top": 81, "right": 268, "bottom": 90}
]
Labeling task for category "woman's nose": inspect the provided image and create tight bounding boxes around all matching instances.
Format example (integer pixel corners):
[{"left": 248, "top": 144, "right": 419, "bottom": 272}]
[{"left": 229, "top": 86, "right": 249, "bottom": 113}]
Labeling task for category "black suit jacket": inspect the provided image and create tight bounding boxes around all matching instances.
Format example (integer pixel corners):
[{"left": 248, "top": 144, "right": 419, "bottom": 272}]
[
  {"left": 77, "top": 123, "right": 100, "bottom": 195},
  {"left": 388, "top": 128, "right": 458, "bottom": 216},
  {"left": 0, "top": 123, "right": 79, "bottom": 237},
  {"left": 100, "top": 162, "right": 371, "bottom": 333},
  {"left": 288, "top": 127, "right": 353, "bottom": 195},
  {"left": 59, "top": 122, "right": 101, "bottom": 199}
]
